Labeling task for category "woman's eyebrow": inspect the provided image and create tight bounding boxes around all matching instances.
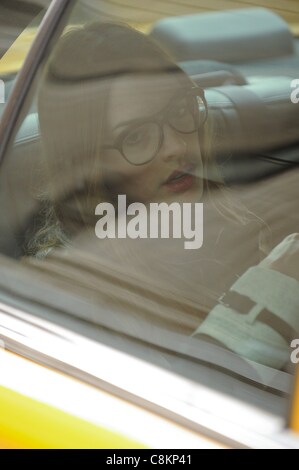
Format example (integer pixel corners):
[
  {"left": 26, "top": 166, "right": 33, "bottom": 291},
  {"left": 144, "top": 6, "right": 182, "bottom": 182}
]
[
  {"left": 112, "top": 117, "right": 148, "bottom": 132},
  {"left": 112, "top": 90, "right": 183, "bottom": 132}
]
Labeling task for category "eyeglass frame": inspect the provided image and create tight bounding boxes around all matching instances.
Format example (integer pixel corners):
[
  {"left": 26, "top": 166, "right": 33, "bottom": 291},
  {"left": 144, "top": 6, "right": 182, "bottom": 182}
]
[{"left": 102, "top": 85, "right": 208, "bottom": 166}]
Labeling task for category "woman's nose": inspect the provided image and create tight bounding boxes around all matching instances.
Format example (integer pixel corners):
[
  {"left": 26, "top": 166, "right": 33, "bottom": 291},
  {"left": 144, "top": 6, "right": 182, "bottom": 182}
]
[{"left": 159, "top": 123, "right": 187, "bottom": 162}]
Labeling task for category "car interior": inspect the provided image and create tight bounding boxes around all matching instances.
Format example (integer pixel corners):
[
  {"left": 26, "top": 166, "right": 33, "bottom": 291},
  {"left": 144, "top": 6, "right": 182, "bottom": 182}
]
[
  {"left": 1, "top": 3, "right": 299, "bottom": 431},
  {"left": 0, "top": 6, "right": 298, "bottom": 259}
]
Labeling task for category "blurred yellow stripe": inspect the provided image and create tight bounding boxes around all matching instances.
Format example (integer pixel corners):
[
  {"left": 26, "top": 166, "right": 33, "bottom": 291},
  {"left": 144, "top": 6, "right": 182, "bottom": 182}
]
[
  {"left": 0, "top": 29, "right": 37, "bottom": 76},
  {"left": 0, "top": 385, "right": 145, "bottom": 448},
  {"left": 289, "top": 366, "right": 299, "bottom": 434}
]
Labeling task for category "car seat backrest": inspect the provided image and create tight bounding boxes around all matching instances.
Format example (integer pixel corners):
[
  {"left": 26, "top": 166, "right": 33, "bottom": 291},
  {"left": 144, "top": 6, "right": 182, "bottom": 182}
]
[
  {"left": 204, "top": 78, "right": 299, "bottom": 184},
  {"left": 0, "top": 77, "right": 298, "bottom": 258}
]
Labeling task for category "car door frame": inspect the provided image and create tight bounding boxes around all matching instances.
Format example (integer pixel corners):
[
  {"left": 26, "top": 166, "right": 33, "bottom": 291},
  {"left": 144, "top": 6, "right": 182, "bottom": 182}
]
[{"left": 0, "top": 0, "right": 74, "bottom": 165}]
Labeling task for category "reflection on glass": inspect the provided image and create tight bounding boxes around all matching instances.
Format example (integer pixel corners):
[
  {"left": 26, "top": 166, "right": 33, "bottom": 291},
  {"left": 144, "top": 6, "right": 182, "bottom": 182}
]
[{"left": 0, "top": 1, "right": 299, "bottom": 419}]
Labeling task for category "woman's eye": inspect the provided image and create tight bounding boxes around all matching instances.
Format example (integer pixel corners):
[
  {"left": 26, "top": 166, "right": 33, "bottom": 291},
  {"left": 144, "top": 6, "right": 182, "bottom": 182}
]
[
  {"left": 125, "top": 129, "right": 145, "bottom": 146},
  {"left": 177, "top": 106, "right": 188, "bottom": 117},
  {"left": 173, "top": 102, "right": 189, "bottom": 119}
]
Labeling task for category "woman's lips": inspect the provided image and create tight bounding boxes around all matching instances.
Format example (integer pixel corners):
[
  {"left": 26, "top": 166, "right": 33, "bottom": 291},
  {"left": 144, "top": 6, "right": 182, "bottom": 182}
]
[{"left": 163, "top": 163, "right": 196, "bottom": 193}]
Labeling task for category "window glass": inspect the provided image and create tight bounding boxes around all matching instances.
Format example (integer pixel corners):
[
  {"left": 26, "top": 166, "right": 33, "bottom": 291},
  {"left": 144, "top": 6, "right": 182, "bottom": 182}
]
[
  {"left": 1, "top": 0, "right": 299, "bottom": 421},
  {"left": 0, "top": 0, "right": 51, "bottom": 115}
]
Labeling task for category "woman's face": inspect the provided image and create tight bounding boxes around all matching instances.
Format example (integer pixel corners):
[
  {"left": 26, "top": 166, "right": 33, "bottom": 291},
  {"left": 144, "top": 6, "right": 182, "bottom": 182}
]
[{"left": 101, "top": 72, "right": 204, "bottom": 204}]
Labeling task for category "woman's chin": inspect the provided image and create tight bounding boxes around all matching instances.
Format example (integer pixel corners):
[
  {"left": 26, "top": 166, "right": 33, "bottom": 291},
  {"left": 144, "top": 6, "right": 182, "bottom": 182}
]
[{"left": 157, "top": 187, "right": 202, "bottom": 204}]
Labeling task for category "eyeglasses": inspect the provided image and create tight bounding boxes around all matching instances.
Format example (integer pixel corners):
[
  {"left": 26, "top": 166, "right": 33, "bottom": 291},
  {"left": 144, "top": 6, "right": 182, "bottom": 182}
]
[{"left": 103, "top": 86, "right": 208, "bottom": 166}]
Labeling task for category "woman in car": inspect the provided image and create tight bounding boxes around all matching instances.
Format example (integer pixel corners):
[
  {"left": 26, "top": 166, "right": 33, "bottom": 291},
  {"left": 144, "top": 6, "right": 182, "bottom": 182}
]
[
  {"left": 26, "top": 22, "right": 298, "bottom": 372},
  {"left": 31, "top": 22, "right": 248, "bottom": 252}
]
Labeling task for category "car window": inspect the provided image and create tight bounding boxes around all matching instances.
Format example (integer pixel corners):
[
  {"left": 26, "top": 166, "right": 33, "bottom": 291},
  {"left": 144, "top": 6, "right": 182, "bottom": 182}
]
[
  {"left": 0, "top": 0, "right": 51, "bottom": 116},
  {"left": 0, "top": 0, "right": 299, "bottom": 437}
]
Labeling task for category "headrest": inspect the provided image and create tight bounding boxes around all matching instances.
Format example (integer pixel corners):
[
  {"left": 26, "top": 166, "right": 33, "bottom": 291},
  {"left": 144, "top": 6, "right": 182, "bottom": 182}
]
[{"left": 150, "top": 8, "right": 294, "bottom": 63}]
